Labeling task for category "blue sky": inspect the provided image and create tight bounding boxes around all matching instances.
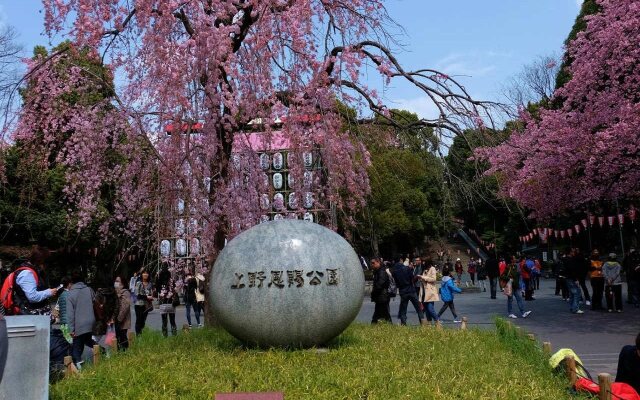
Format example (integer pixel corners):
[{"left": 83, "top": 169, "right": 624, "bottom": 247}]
[{"left": 0, "top": 0, "right": 581, "bottom": 118}]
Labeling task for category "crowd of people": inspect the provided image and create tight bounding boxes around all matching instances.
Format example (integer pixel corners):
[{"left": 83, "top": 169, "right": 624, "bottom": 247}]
[
  {"left": 0, "top": 247, "right": 207, "bottom": 377},
  {"left": 369, "top": 245, "right": 640, "bottom": 325}
]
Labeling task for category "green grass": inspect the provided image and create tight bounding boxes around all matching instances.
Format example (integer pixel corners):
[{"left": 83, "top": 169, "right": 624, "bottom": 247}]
[{"left": 51, "top": 322, "right": 577, "bottom": 399}]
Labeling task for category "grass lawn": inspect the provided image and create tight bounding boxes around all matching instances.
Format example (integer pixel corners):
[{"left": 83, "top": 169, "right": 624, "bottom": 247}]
[{"left": 51, "top": 321, "right": 578, "bottom": 399}]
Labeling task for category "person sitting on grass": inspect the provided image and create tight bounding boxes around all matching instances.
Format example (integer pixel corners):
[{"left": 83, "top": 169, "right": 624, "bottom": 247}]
[
  {"left": 437, "top": 267, "right": 462, "bottom": 323},
  {"left": 615, "top": 332, "right": 640, "bottom": 394}
]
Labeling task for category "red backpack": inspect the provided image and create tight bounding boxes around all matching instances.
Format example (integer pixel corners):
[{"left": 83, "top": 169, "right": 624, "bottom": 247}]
[{"left": 0, "top": 266, "right": 38, "bottom": 315}]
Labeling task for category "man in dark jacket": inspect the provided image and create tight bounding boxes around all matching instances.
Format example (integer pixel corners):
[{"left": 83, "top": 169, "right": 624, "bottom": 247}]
[
  {"left": 615, "top": 332, "right": 640, "bottom": 393},
  {"left": 565, "top": 249, "right": 584, "bottom": 314},
  {"left": 391, "top": 256, "right": 425, "bottom": 326},
  {"left": 370, "top": 258, "right": 391, "bottom": 324},
  {"left": 485, "top": 255, "right": 500, "bottom": 299},
  {"left": 574, "top": 248, "right": 591, "bottom": 306},
  {"left": 623, "top": 248, "right": 640, "bottom": 307}
]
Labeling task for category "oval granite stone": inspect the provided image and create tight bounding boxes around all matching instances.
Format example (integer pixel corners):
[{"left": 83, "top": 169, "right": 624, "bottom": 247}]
[{"left": 210, "top": 220, "right": 364, "bottom": 347}]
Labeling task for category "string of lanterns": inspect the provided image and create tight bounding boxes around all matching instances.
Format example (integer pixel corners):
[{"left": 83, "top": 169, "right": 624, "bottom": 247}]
[{"left": 518, "top": 206, "right": 637, "bottom": 243}]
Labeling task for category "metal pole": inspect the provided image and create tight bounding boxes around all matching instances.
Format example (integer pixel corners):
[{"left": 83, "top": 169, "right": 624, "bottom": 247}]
[{"left": 616, "top": 199, "right": 625, "bottom": 257}]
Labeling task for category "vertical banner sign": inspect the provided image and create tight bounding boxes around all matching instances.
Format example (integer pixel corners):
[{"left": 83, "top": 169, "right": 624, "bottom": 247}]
[
  {"left": 608, "top": 216, "right": 615, "bottom": 226},
  {"left": 581, "top": 219, "right": 588, "bottom": 228},
  {"left": 598, "top": 216, "right": 605, "bottom": 227},
  {"left": 618, "top": 214, "right": 624, "bottom": 225}
]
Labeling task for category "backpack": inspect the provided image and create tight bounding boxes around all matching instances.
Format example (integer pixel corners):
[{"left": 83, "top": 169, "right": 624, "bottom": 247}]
[
  {"left": 197, "top": 277, "right": 206, "bottom": 295},
  {"left": 1, "top": 266, "right": 38, "bottom": 315},
  {"left": 385, "top": 269, "right": 397, "bottom": 298}
]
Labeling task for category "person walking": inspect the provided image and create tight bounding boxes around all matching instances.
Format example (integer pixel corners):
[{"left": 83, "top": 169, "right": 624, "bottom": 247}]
[
  {"left": 500, "top": 256, "right": 532, "bottom": 319},
  {"left": 194, "top": 272, "right": 206, "bottom": 326},
  {"left": 184, "top": 272, "right": 198, "bottom": 328},
  {"left": 454, "top": 258, "right": 463, "bottom": 283},
  {"left": 418, "top": 261, "right": 439, "bottom": 323},
  {"left": 467, "top": 258, "right": 476, "bottom": 285},
  {"left": 66, "top": 271, "right": 97, "bottom": 368},
  {"left": 477, "top": 259, "right": 487, "bottom": 292},
  {"left": 521, "top": 256, "right": 534, "bottom": 301},
  {"left": 437, "top": 267, "right": 462, "bottom": 322},
  {"left": 113, "top": 275, "right": 131, "bottom": 350},
  {"left": 391, "top": 255, "right": 425, "bottom": 326},
  {"left": 486, "top": 255, "right": 499, "bottom": 299},
  {"left": 370, "top": 257, "right": 391, "bottom": 324},
  {"left": 589, "top": 250, "right": 605, "bottom": 311},
  {"left": 134, "top": 269, "right": 153, "bottom": 335},
  {"left": 623, "top": 248, "right": 640, "bottom": 308},
  {"left": 603, "top": 253, "right": 623, "bottom": 313},
  {"left": 156, "top": 264, "right": 178, "bottom": 337},
  {"left": 128, "top": 270, "right": 139, "bottom": 303},
  {"left": 575, "top": 248, "right": 591, "bottom": 307},
  {"left": 565, "top": 249, "right": 585, "bottom": 314},
  {"left": 554, "top": 254, "right": 569, "bottom": 301},
  {"left": 412, "top": 257, "right": 424, "bottom": 297}
]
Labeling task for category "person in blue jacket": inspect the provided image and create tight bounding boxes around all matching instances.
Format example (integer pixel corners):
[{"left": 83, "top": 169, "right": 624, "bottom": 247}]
[{"left": 437, "top": 267, "right": 462, "bottom": 323}]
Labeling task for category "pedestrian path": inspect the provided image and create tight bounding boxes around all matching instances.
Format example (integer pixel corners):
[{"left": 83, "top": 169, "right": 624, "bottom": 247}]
[{"left": 356, "top": 277, "right": 640, "bottom": 377}]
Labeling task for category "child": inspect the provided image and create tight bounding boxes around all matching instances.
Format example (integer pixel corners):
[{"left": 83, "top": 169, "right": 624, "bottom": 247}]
[{"left": 437, "top": 267, "right": 462, "bottom": 323}]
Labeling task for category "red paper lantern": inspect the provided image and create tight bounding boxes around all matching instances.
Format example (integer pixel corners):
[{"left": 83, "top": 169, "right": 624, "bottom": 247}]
[
  {"left": 618, "top": 214, "right": 624, "bottom": 225},
  {"left": 629, "top": 207, "right": 637, "bottom": 221},
  {"left": 567, "top": 229, "right": 573, "bottom": 237},
  {"left": 598, "top": 216, "right": 605, "bottom": 227},
  {"left": 589, "top": 215, "right": 596, "bottom": 225},
  {"left": 608, "top": 216, "right": 615, "bottom": 226},
  {"left": 574, "top": 224, "right": 581, "bottom": 234},
  {"left": 581, "top": 219, "right": 588, "bottom": 228},
  {"left": 560, "top": 231, "right": 565, "bottom": 239}
]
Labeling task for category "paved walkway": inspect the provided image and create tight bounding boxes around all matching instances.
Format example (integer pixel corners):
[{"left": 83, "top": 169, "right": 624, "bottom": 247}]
[{"left": 355, "top": 278, "right": 640, "bottom": 376}]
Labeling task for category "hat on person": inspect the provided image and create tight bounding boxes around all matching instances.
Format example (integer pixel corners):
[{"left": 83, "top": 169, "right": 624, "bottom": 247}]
[
  {"left": 608, "top": 252, "right": 617, "bottom": 259},
  {"left": 456, "top": 258, "right": 461, "bottom": 261}
]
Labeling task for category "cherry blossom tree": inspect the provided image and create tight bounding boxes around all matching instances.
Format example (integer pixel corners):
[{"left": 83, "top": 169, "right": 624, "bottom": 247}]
[
  {"left": 14, "top": 0, "right": 492, "bottom": 263},
  {"left": 477, "top": 0, "right": 640, "bottom": 219}
]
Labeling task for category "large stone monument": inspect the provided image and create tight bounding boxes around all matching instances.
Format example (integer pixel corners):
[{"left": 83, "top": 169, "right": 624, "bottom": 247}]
[{"left": 210, "top": 220, "right": 364, "bottom": 347}]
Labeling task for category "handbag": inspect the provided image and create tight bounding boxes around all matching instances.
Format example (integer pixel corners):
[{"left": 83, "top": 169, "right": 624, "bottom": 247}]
[
  {"left": 503, "top": 279, "right": 513, "bottom": 296},
  {"left": 171, "top": 293, "right": 180, "bottom": 308}
]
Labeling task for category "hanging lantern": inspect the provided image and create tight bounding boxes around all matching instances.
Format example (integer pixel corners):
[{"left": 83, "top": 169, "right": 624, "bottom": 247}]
[
  {"left": 618, "top": 214, "right": 624, "bottom": 225},
  {"left": 567, "top": 229, "right": 573, "bottom": 237},
  {"left": 629, "top": 206, "right": 637, "bottom": 222},
  {"left": 608, "top": 216, "right": 615, "bottom": 226},
  {"left": 598, "top": 216, "right": 605, "bottom": 227},
  {"left": 574, "top": 224, "right": 580, "bottom": 234},
  {"left": 560, "top": 230, "right": 565, "bottom": 239},
  {"left": 533, "top": 228, "right": 538, "bottom": 235},
  {"left": 589, "top": 214, "right": 595, "bottom": 226},
  {"left": 581, "top": 219, "right": 588, "bottom": 228}
]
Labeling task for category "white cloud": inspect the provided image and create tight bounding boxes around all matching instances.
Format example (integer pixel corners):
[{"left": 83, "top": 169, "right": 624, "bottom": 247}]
[
  {"left": 576, "top": 0, "right": 583, "bottom": 6},
  {"left": 388, "top": 96, "right": 440, "bottom": 120},
  {"left": 434, "top": 53, "right": 496, "bottom": 78}
]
